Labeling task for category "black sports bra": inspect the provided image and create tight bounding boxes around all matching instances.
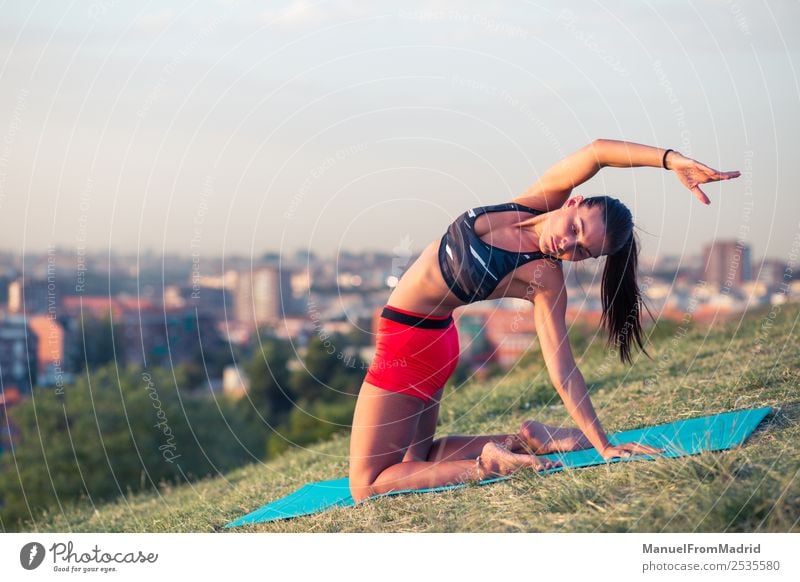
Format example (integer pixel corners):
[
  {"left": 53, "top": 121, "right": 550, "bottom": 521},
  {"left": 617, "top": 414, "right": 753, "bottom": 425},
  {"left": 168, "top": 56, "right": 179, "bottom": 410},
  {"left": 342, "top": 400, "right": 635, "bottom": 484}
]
[{"left": 438, "top": 202, "right": 561, "bottom": 303}]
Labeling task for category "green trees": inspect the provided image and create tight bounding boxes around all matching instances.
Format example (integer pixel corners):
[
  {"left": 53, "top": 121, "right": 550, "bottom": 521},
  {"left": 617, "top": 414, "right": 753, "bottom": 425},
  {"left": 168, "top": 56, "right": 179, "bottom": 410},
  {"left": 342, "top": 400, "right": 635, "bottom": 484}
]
[
  {"left": 0, "top": 364, "right": 261, "bottom": 530},
  {"left": 0, "top": 328, "right": 370, "bottom": 530},
  {"left": 68, "top": 314, "right": 123, "bottom": 373},
  {"left": 242, "top": 339, "right": 295, "bottom": 422},
  {"left": 258, "top": 334, "right": 365, "bottom": 458}
]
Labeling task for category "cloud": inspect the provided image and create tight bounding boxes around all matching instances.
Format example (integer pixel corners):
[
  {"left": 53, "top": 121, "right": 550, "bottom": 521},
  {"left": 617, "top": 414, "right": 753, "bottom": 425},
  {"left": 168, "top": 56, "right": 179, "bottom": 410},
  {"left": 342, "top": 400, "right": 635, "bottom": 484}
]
[
  {"left": 135, "top": 9, "right": 176, "bottom": 34},
  {"left": 259, "top": 0, "right": 326, "bottom": 29},
  {"left": 257, "top": 0, "right": 370, "bottom": 30}
]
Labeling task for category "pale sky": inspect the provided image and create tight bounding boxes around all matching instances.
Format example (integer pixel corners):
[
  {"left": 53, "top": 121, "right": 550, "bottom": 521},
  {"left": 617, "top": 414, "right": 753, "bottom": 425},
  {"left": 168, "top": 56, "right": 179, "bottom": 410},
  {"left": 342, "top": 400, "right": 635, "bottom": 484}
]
[{"left": 1, "top": 0, "right": 798, "bottom": 264}]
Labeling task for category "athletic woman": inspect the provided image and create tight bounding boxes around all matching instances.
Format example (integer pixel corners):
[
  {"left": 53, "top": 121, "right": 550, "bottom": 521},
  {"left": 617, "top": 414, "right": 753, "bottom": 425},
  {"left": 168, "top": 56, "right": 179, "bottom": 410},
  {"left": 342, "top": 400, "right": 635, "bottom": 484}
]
[{"left": 348, "top": 139, "right": 740, "bottom": 503}]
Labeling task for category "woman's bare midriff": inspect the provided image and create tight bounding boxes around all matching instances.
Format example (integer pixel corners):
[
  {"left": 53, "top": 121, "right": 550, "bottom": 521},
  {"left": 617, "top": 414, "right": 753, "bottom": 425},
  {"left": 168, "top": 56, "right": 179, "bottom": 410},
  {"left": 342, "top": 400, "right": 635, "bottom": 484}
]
[
  {"left": 385, "top": 238, "right": 464, "bottom": 317},
  {"left": 386, "top": 237, "right": 554, "bottom": 318}
]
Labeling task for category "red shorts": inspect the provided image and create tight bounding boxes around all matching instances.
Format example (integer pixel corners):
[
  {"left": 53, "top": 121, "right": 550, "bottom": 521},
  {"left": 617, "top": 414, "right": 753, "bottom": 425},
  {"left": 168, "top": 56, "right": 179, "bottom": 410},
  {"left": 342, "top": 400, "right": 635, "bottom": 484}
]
[{"left": 364, "top": 305, "right": 460, "bottom": 403}]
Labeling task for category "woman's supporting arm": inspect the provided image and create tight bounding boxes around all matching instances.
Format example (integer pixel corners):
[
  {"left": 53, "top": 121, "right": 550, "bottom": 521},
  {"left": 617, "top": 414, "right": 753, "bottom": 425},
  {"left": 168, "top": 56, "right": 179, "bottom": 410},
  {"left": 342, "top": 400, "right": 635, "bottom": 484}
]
[
  {"left": 531, "top": 274, "right": 665, "bottom": 459},
  {"left": 530, "top": 266, "right": 611, "bottom": 453}
]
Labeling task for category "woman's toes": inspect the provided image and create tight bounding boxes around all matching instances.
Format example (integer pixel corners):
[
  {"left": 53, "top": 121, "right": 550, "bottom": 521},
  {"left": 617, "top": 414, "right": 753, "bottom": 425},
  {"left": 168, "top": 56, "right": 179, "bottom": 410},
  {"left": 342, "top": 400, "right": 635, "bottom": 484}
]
[{"left": 535, "top": 458, "right": 561, "bottom": 471}]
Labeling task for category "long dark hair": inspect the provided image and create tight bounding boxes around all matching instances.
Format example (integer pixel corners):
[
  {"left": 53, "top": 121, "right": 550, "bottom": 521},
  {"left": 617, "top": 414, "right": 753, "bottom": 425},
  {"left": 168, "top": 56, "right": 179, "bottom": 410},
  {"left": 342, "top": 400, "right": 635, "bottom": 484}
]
[{"left": 581, "top": 196, "right": 655, "bottom": 365}]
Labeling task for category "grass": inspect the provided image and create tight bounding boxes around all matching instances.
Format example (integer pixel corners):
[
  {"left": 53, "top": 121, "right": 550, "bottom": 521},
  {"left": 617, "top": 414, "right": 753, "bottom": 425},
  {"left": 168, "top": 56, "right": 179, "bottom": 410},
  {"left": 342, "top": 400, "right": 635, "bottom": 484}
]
[{"left": 20, "top": 301, "right": 800, "bottom": 532}]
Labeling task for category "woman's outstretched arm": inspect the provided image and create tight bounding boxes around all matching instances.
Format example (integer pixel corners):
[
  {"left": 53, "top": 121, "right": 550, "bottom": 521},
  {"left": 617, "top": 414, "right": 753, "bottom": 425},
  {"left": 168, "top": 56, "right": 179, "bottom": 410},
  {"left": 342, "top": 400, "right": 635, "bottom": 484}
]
[
  {"left": 594, "top": 139, "right": 741, "bottom": 204},
  {"left": 515, "top": 139, "right": 740, "bottom": 210}
]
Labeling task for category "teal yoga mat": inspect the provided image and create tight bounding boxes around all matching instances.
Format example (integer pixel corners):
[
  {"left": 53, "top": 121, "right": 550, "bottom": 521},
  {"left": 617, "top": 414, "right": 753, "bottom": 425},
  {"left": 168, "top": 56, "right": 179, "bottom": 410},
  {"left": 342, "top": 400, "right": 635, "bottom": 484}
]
[{"left": 225, "top": 406, "right": 772, "bottom": 528}]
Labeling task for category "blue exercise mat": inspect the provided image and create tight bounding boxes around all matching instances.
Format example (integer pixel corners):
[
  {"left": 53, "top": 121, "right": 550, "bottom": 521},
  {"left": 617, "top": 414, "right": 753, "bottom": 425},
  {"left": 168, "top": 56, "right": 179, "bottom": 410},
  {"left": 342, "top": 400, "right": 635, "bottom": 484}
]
[{"left": 225, "top": 406, "right": 772, "bottom": 528}]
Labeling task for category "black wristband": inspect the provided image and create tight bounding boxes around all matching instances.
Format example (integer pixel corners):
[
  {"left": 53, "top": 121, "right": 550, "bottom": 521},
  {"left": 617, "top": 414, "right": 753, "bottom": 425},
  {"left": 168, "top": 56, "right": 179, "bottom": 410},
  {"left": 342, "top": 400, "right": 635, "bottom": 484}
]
[{"left": 662, "top": 148, "right": 674, "bottom": 170}]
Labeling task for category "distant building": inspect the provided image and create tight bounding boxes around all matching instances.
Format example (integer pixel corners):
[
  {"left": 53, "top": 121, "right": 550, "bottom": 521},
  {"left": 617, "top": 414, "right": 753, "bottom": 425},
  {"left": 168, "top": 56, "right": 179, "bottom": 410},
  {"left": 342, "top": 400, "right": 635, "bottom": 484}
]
[
  {"left": 27, "top": 314, "right": 70, "bottom": 387},
  {"left": 0, "top": 274, "right": 13, "bottom": 308},
  {"left": 233, "top": 267, "right": 293, "bottom": 328},
  {"left": 7, "top": 277, "right": 63, "bottom": 315},
  {"left": 453, "top": 304, "right": 539, "bottom": 369},
  {"left": 118, "top": 307, "right": 225, "bottom": 368},
  {"left": 216, "top": 320, "right": 252, "bottom": 346},
  {"left": 290, "top": 270, "right": 312, "bottom": 297},
  {"left": 274, "top": 315, "right": 312, "bottom": 343},
  {"left": 0, "top": 315, "right": 39, "bottom": 393},
  {"left": 482, "top": 306, "right": 539, "bottom": 368},
  {"left": 163, "top": 284, "right": 233, "bottom": 320},
  {"left": 194, "top": 271, "right": 238, "bottom": 289},
  {"left": 61, "top": 296, "right": 157, "bottom": 320},
  {"left": 703, "top": 240, "right": 752, "bottom": 291},
  {"left": 754, "top": 258, "right": 790, "bottom": 290}
]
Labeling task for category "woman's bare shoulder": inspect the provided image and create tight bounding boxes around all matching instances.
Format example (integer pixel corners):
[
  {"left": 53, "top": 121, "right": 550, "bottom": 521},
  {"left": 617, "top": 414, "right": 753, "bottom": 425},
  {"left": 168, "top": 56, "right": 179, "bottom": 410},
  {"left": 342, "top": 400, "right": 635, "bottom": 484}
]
[{"left": 514, "top": 257, "right": 565, "bottom": 297}]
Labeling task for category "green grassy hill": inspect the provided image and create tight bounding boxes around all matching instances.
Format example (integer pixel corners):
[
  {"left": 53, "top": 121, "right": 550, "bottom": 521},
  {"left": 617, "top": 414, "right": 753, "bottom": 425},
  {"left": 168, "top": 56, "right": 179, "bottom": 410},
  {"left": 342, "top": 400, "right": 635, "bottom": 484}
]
[{"left": 23, "top": 302, "right": 800, "bottom": 532}]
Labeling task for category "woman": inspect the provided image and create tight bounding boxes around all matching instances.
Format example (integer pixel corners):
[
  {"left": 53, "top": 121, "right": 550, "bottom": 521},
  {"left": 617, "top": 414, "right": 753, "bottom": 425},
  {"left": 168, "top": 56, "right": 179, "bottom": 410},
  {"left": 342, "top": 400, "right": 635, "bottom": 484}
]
[{"left": 348, "top": 139, "right": 740, "bottom": 503}]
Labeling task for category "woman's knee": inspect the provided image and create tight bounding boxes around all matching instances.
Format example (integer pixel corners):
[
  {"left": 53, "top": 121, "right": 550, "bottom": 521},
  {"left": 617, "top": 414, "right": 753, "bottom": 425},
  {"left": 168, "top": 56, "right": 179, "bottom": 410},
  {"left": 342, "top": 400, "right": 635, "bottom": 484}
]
[
  {"left": 348, "top": 383, "right": 427, "bottom": 502},
  {"left": 348, "top": 464, "right": 379, "bottom": 503},
  {"left": 349, "top": 483, "right": 373, "bottom": 504}
]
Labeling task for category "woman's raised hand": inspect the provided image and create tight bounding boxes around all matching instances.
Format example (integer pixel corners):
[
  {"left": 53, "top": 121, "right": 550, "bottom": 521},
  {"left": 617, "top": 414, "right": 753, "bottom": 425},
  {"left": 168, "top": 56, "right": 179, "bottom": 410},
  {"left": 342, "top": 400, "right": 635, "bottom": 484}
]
[
  {"left": 600, "top": 441, "right": 665, "bottom": 461},
  {"left": 668, "top": 152, "right": 741, "bottom": 205}
]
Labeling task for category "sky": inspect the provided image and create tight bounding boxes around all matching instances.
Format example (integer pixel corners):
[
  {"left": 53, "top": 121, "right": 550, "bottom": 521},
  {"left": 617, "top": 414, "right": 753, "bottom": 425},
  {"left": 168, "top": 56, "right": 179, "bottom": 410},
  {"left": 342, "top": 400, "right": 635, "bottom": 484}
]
[{"left": 0, "top": 0, "right": 798, "bottom": 263}]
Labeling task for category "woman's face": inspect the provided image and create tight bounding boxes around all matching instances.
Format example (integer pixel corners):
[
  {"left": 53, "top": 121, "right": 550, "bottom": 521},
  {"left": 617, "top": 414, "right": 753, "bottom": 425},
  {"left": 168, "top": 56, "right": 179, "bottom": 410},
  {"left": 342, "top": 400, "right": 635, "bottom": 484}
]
[{"left": 540, "top": 196, "right": 607, "bottom": 261}]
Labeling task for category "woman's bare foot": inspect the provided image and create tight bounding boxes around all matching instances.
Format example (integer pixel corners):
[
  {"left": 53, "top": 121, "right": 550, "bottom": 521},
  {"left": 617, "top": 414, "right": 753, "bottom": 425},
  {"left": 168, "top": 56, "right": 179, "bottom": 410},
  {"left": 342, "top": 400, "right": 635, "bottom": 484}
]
[
  {"left": 517, "top": 420, "right": 593, "bottom": 455},
  {"left": 477, "top": 442, "right": 561, "bottom": 479}
]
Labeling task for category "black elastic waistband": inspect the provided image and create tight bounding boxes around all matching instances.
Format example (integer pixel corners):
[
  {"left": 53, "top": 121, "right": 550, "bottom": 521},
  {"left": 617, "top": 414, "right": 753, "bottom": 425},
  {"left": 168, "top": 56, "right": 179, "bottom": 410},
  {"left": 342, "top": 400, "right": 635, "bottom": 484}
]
[{"left": 380, "top": 306, "right": 454, "bottom": 329}]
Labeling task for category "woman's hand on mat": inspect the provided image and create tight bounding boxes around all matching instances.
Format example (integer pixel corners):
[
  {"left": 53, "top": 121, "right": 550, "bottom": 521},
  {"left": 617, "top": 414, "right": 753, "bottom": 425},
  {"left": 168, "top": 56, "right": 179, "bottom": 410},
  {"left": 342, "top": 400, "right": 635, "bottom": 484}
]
[
  {"left": 667, "top": 152, "right": 741, "bottom": 205},
  {"left": 600, "top": 442, "right": 664, "bottom": 460}
]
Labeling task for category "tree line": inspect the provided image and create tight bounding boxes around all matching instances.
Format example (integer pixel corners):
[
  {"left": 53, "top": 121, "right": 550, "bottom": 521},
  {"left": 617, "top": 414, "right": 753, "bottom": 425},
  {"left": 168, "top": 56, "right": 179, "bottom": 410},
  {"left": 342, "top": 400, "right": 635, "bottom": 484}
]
[{"left": 0, "top": 327, "right": 367, "bottom": 530}]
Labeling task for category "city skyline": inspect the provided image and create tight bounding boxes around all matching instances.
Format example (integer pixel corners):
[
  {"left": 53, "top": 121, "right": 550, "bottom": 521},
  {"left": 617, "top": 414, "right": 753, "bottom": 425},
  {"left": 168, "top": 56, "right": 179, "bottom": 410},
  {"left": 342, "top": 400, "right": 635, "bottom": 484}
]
[
  {"left": 0, "top": 238, "right": 784, "bottom": 269},
  {"left": 1, "top": 1, "right": 797, "bottom": 262},
  {"left": 3, "top": 234, "right": 792, "bottom": 395}
]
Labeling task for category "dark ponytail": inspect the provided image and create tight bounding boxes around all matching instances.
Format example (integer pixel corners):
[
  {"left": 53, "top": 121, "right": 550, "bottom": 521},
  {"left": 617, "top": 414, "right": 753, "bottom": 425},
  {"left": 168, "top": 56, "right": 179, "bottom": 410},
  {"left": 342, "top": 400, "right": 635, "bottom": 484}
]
[{"left": 582, "top": 196, "right": 655, "bottom": 365}]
